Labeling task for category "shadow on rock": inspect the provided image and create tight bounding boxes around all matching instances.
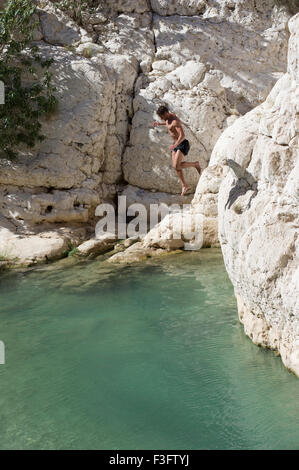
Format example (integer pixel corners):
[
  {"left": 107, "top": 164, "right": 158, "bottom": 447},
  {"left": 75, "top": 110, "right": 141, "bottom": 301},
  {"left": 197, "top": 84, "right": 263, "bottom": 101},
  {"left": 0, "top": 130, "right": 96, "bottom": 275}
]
[{"left": 225, "top": 159, "right": 258, "bottom": 210}]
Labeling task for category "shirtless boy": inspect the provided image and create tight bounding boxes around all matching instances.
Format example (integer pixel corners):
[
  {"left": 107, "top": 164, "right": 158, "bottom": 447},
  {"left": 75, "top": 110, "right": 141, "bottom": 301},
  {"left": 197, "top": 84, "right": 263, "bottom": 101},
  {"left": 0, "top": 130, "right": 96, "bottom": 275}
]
[{"left": 153, "top": 105, "right": 201, "bottom": 196}]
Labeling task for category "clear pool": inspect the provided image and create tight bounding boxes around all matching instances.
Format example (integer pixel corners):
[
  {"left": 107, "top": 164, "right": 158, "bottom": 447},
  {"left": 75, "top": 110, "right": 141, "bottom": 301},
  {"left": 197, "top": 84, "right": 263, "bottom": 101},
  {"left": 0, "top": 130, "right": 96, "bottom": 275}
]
[{"left": 0, "top": 249, "right": 298, "bottom": 449}]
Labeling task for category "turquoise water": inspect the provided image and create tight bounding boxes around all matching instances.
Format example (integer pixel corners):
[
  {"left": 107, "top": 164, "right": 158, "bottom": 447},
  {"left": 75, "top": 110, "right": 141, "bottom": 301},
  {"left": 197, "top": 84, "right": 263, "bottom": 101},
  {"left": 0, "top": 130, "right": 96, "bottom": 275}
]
[{"left": 0, "top": 249, "right": 298, "bottom": 450}]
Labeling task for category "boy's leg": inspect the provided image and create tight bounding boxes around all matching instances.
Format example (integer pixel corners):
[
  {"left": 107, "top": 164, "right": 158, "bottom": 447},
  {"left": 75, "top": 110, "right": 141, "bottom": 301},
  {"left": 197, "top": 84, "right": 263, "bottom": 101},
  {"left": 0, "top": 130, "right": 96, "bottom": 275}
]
[
  {"left": 172, "top": 150, "right": 190, "bottom": 195},
  {"left": 180, "top": 160, "right": 202, "bottom": 174}
]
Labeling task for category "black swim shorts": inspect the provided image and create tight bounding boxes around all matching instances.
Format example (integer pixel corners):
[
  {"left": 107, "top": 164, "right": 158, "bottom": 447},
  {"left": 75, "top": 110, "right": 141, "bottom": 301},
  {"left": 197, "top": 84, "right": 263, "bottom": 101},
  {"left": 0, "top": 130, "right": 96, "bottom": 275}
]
[{"left": 173, "top": 139, "right": 190, "bottom": 156}]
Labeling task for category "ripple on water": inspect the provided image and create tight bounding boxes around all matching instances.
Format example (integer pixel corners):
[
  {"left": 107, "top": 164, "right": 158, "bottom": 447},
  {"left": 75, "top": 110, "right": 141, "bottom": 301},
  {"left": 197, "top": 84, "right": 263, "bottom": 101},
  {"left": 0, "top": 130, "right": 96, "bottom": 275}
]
[{"left": 0, "top": 249, "right": 299, "bottom": 450}]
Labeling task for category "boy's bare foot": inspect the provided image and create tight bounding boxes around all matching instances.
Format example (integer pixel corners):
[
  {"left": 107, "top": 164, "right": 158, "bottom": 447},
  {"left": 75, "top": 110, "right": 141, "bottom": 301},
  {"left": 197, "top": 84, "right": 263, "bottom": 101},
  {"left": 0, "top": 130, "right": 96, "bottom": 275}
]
[
  {"left": 181, "top": 185, "right": 190, "bottom": 196},
  {"left": 195, "top": 161, "right": 202, "bottom": 175}
]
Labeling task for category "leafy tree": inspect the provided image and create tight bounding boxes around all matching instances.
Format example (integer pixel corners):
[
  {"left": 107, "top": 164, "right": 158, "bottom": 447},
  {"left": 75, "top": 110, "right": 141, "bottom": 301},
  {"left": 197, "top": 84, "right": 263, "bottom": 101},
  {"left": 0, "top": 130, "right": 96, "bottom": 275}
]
[{"left": 0, "top": 0, "right": 57, "bottom": 159}]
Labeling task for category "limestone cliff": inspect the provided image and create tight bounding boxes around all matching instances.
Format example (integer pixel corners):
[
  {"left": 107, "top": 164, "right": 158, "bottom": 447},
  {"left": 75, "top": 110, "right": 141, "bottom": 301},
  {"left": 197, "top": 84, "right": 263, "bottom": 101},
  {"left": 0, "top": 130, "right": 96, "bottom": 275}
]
[
  {"left": 218, "top": 13, "right": 299, "bottom": 376},
  {"left": 0, "top": 0, "right": 296, "bottom": 264}
]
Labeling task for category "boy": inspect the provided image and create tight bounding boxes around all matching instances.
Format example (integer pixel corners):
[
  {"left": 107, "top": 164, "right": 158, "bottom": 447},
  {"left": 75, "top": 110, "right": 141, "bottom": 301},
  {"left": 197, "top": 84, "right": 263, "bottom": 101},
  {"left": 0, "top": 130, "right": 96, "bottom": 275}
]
[{"left": 153, "top": 105, "right": 201, "bottom": 196}]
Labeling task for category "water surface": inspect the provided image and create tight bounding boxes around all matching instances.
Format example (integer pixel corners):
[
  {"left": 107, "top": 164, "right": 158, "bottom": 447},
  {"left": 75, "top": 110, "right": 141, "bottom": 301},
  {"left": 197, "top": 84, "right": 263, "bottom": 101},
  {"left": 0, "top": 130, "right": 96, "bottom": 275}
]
[{"left": 0, "top": 249, "right": 298, "bottom": 449}]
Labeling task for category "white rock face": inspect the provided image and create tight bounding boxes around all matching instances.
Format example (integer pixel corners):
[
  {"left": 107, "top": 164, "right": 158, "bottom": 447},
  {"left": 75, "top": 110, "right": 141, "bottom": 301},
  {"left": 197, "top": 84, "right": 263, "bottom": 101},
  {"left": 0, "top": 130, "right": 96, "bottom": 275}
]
[
  {"left": 108, "top": 241, "right": 170, "bottom": 264},
  {"left": 218, "top": 13, "right": 299, "bottom": 376},
  {"left": 122, "top": 0, "right": 291, "bottom": 193},
  {"left": 187, "top": 105, "right": 263, "bottom": 244},
  {"left": 0, "top": 43, "right": 137, "bottom": 222},
  {"left": 0, "top": 0, "right": 296, "bottom": 263}
]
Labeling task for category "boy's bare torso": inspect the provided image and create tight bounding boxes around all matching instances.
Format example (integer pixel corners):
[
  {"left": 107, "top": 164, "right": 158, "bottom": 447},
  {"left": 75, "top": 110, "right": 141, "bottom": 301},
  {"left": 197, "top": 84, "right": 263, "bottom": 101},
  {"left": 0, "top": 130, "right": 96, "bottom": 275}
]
[{"left": 165, "top": 113, "right": 185, "bottom": 143}]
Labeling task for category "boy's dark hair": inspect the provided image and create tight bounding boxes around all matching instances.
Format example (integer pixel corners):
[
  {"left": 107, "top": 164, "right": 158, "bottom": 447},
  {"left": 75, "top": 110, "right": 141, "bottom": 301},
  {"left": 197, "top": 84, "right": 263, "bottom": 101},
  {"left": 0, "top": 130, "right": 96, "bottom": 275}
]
[{"left": 157, "top": 105, "right": 169, "bottom": 118}]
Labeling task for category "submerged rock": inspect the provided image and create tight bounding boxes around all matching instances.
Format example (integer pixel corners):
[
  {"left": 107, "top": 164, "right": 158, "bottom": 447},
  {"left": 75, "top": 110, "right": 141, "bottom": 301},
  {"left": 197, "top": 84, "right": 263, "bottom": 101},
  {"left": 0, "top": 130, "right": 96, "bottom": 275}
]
[{"left": 108, "top": 241, "right": 167, "bottom": 264}]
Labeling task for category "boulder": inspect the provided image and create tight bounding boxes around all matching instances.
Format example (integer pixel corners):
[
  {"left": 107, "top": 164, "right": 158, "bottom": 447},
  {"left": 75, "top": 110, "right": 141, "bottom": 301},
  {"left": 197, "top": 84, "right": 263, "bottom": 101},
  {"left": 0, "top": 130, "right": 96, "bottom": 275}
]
[
  {"left": 108, "top": 241, "right": 171, "bottom": 263},
  {"left": 38, "top": 1, "right": 91, "bottom": 46},
  {"left": 0, "top": 226, "right": 71, "bottom": 265},
  {"left": 77, "top": 232, "right": 117, "bottom": 256}
]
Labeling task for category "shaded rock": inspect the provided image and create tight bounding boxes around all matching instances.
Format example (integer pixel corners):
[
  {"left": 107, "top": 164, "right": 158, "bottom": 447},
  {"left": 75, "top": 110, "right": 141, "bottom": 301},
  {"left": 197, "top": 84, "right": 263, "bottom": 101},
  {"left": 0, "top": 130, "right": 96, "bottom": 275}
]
[
  {"left": 123, "top": 236, "right": 140, "bottom": 248},
  {"left": 150, "top": 0, "right": 206, "bottom": 16},
  {"left": 108, "top": 241, "right": 166, "bottom": 264},
  {"left": 38, "top": 1, "right": 90, "bottom": 46},
  {"left": 77, "top": 232, "right": 117, "bottom": 256}
]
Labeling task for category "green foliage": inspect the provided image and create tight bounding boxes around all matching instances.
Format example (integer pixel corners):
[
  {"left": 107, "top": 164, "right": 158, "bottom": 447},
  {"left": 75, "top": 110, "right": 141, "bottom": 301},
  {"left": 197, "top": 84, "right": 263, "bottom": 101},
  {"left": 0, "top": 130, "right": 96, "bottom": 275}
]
[
  {"left": 0, "top": 248, "right": 15, "bottom": 262},
  {"left": 0, "top": 0, "right": 57, "bottom": 159},
  {"left": 67, "top": 246, "right": 78, "bottom": 257},
  {"left": 62, "top": 243, "right": 79, "bottom": 257}
]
